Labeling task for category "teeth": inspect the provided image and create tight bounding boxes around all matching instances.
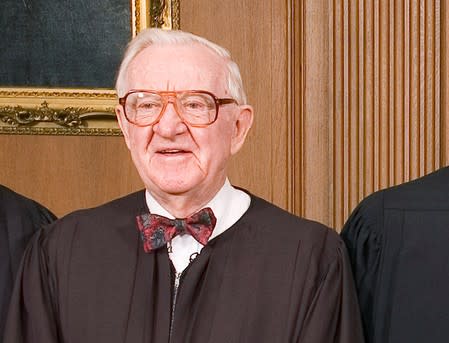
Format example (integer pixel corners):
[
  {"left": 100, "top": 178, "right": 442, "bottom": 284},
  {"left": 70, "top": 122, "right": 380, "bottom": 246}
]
[{"left": 161, "top": 149, "right": 183, "bottom": 153}]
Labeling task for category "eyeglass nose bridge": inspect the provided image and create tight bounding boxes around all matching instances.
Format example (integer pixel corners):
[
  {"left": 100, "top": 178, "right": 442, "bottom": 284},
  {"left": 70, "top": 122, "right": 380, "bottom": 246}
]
[{"left": 153, "top": 93, "right": 186, "bottom": 125}]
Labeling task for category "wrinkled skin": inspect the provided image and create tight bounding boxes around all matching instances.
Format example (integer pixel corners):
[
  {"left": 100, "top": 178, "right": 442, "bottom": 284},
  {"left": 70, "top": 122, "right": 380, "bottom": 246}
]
[{"left": 116, "top": 43, "right": 253, "bottom": 218}]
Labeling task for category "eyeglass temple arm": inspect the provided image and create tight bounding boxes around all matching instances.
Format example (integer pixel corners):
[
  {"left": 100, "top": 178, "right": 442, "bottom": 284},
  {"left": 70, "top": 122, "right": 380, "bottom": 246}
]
[{"left": 217, "top": 98, "right": 238, "bottom": 106}]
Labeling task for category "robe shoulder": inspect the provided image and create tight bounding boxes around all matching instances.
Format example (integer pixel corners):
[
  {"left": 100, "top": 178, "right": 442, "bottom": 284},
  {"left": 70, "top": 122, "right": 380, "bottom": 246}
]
[
  {"left": 341, "top": 165, "right": 449, "bottom": 263},
  {"left": 56, "top": 188, "right": 146, "bottom": 227},
  {"left": 341, "top": 166, "right": 449, "bottom": 343},
  {"left": 31, "top": 190, "right": 147, "bottom": 276},
  {"left": 39, "top": 189, "right": 146, "bottom": 240},
  {"left": 245, "top": 195, "right": 347, "bottom": 262},
  {"left": 354, "top": 165, "right": 449, "bottom": 214}
]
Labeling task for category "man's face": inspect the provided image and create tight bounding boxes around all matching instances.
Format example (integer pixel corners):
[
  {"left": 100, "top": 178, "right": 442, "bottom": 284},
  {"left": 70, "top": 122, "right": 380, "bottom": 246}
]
[{"left": 116, "top": 43, "right": 253, "bottom": 209}]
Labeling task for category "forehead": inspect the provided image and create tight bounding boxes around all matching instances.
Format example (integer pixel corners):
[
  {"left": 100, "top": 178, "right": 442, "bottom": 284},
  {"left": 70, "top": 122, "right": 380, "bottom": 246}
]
[{"left": 126, "top": 43, "right": 228, "bottom": 93}]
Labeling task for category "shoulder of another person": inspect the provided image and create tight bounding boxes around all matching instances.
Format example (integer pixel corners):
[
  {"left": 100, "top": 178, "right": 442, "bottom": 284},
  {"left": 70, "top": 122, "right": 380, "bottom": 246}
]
[
  {"left": 0, "top": 184, "right": 37, "bottom": 209},
  {"left": 375, "top": 166, "right": 449, "bottom": 211}
]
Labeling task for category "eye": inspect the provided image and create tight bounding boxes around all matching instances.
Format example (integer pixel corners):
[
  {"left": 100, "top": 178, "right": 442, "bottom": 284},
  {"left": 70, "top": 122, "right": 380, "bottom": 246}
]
[
  {"left": 185, "top": 101, "right": 206, "bottom": 110},
  {"left": 181, "top": 95, "right": 214, "bottom": 112},
  {"left": 136, "top": 100, "right": 162, "bottom": 114},
  {"left": 138, "top": 101, "right": 160, "bottom": 110}
]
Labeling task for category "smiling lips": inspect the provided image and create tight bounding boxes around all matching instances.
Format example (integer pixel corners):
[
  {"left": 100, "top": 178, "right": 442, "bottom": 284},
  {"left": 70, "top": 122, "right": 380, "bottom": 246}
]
[{"left": 158, "top": 149, "right": 189, "bottom": 154}]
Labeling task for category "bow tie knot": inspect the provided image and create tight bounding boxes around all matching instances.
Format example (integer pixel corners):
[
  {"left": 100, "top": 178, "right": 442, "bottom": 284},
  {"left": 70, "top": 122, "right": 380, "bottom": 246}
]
[
  {"left": 136, "top": 207, "right": 216, "bottom": 253},
  {"left": 174, "top": 219, "right": 186, "bottom": 232}
]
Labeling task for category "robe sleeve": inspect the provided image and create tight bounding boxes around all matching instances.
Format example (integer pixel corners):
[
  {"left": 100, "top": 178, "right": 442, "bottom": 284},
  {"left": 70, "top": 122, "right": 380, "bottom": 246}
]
[
  {"left": 3, "top": 228, "right": 61, "bottom": 343},
  {"left": 7, "top": 200, "right": 57, "bottom": 283},
  {"left": 340, "top": 193, "right": 383, "bottom": 343},
  {"left": 298, "top": 239, "right": 365, "bottom": 343},
  {"left": 0, "top": 185, "right": 57, "bottom": 342}
]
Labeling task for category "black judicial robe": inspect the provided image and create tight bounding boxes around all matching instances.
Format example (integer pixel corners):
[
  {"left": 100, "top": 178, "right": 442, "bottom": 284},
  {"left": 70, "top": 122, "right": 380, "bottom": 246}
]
[
  {"left": 4, "top": 191, "right": 363, "bottom": 343},
  {"left": 0, "top": 185, "right": 56, "bottom": 340},
  {"left": 341, "top": 166, "right": 449, "bottom": 343}
]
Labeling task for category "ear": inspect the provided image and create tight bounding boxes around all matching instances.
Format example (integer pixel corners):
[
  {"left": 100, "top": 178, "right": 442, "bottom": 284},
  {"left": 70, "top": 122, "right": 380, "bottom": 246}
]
[
  {"left": 115, "top": 104, "right": 132, "bottom": 150},
  {"left": 230, "top": 105, "right": 254, "bottom": 155}
]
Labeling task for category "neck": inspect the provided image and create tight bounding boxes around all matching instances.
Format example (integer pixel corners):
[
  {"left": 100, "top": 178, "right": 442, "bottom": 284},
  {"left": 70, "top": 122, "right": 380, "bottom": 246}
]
[{"left": 148, "top": 180, "right": 225, "bottom": 218}]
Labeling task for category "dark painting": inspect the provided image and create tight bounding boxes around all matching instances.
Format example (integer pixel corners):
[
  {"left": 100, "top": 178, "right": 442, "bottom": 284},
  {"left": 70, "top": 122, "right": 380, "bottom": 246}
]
[{"left": 0, "top": 0, "right": 131, "bottom": 88}]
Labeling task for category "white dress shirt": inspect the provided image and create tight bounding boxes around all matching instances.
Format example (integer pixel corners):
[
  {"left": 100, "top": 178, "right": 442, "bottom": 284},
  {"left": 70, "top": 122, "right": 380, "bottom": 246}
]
[{"left": 145, "top": 179, "right": 251, "bottom": 272}]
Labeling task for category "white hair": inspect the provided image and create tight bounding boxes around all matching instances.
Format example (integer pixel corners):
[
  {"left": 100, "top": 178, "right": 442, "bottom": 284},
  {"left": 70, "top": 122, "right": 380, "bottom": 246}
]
[{"left": 115, "top": 28, "right": 248, "bottom": 105}]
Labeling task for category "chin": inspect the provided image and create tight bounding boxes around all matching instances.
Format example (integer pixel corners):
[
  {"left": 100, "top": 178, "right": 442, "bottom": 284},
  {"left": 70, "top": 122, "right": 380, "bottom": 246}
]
[{"left": 152, "top": 176, "right": 202, "bottom": 196}]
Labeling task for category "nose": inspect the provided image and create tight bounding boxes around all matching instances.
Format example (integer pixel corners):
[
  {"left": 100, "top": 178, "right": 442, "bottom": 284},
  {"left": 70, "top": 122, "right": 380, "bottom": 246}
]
[{"left": 152, "top": 100, "right": 187, "bottom": 137}]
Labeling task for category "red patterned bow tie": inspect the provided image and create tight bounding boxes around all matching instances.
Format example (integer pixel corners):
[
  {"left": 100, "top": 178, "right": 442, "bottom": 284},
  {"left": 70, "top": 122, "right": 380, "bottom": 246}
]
[{"left": 136, "top": 207, "right": 217, "bottom": 253}]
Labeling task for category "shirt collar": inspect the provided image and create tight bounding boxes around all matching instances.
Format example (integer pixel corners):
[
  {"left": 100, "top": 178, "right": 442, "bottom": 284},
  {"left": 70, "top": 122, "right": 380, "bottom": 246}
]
[{"left": 145, "top": 178, "right": 250, "bottom": 240}]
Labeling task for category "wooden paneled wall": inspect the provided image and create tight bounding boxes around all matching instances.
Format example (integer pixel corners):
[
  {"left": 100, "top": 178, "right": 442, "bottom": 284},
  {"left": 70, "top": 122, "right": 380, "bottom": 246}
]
[
  {"left": 0, "top": 135, "right": 143, "bottom": 217},
  {"left": 328, "top": 0, "right": 445, "bottom": 228},
  {"left": 293, "top": 0, "right": 332, "bottom": 226}
]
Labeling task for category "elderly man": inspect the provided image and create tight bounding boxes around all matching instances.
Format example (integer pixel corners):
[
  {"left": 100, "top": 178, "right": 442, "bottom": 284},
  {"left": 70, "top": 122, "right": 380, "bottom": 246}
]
[{"left": 4, "top": 29, "right": 363, "bottom": 343}]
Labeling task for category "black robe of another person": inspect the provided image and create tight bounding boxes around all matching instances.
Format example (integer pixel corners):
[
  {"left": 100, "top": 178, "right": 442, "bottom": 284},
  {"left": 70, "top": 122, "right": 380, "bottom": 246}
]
[
  {"left": 341, "top": 166, "right": 449, "bottom": 343},
  {"left": 0, "top": 185, "right": 56, "bottom": 340},
  {"left": 4, "top": 191, "right": 364, "bottom": 343}
]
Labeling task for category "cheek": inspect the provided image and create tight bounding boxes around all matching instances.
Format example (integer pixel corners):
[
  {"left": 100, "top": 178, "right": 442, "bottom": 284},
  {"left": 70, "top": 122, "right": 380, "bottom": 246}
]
[
  {"left": 128, "top": 127, "right": 153, "bottom": 151},
  {"left": 198, "top": 126, "right": 234, "bottom": 165}
]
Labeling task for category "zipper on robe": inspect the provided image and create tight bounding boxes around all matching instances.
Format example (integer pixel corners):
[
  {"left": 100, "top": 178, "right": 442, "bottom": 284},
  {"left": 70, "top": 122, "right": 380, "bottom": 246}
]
[
  {"left": 168, "top": 250, "right": 200, "bottom": 342},
  {"left": 169, "top": 270, "right": 182, "bottom": 342}
]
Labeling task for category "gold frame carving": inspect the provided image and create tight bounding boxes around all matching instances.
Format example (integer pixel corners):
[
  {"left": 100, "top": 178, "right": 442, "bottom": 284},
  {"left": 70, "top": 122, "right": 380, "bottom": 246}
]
[{"left": 0, "top": 0, "right": 180, "bottom": 136}]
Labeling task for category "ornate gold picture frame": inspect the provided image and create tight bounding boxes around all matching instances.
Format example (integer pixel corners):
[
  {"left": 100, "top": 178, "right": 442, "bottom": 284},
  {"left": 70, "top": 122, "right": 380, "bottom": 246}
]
[{"left": 0, "top": 0, "right": 180, "bottom": 136}]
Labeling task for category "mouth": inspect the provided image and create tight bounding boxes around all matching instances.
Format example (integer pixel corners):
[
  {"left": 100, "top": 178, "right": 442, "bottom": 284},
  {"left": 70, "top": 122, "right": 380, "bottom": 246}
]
[{"left": 158, "top": 149, "right": 190, "bottom": 155}]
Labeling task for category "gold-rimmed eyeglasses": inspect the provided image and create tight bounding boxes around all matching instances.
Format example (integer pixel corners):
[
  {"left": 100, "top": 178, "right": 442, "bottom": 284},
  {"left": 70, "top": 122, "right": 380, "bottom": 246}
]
[{"left": 118, "top": 90, "right": 237, "bottom": 127}]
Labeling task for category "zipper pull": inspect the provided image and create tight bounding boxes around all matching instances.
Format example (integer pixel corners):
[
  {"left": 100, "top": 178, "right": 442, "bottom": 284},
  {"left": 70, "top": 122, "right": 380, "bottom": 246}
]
[
  {"left": 174, "top": 271, "right": 181, "bottom": 290},
  {"left": 169, "top": 271, "right": 182, "bottom": 342}
]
